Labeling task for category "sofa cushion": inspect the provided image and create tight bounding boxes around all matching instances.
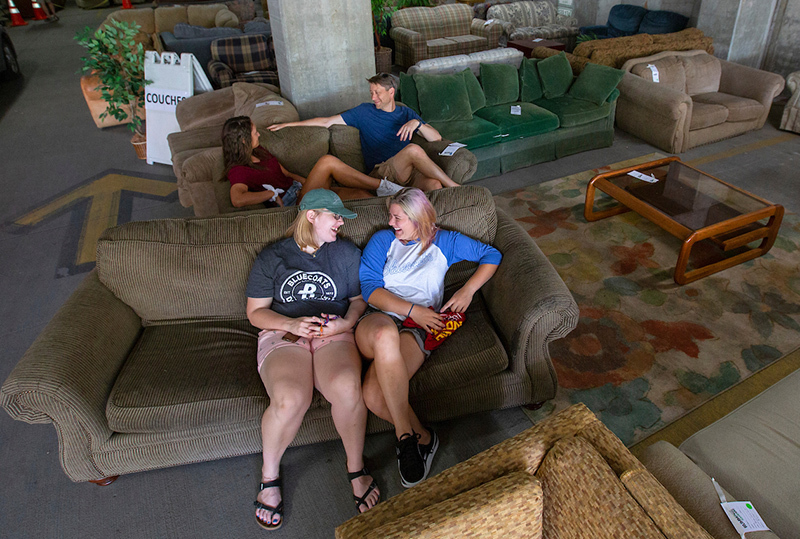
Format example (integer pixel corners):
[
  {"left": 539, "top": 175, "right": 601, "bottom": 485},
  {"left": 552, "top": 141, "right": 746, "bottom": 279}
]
[
  {"left": 106, "top": 319, "right": 265, "bottom": 433},
  {"left": 414, "top": 72, "right": 474, "bottom": 122},
  {"left": 536, "top": 436, "right": 666, "bottom": 538},
  {"left": 460, "top": 68, "right": 486, "bottom": 113},
  {"left": 154, "top": 6, "right": 189, "bottom": 34},
  {"left": 537, "top": 51, "right": 573, "bottom": 99},
  {"left": 430, "top": 116, "right": 503, "bottom": 150},
  {"left": 187, "top": 3, "right": 227, "bottom": 27},
  {"left": 638, "top": 10, "right": 689, "bottom": 35},
  {"left": 480, "top": 62, "right": 520, "bottom": 106},
  {"left": 689, "top": 101, "right": 729, "bottom": 130},
  {"left": 474, "top": 102, "right": 559, "bottom": 138},
  {"left": 172, "top": 23, "right": 241, "bottom": 39},
  {"left": 682, "top": 53, "right": 721, "bottom": 96},
  {"left": 232, "top": 82, "right": 299, "bottom": 128},
  {"left": 630, "top": 55, "right": 686, "bottom": 92},
  {"left": 329, "top": 125, "right": 367, "bottom": 173},
  {"left": 446, "top": 34, "right": 487, "bottom": 55},
  {"left": 692, "top": 92, "right": 764, "bottom": 123},
  {"left": 568, "top": 62, "right": 623, "bottom": 106},
  {"left": 399, "top": 72, "right": 421, "bottom": 115},
  {"left": 427, "top": 38, "right": 460, "bottom": 59},
  {"left": 261, "top": 126, "right": 330, "bottom": 178},
  {"left": 519, "top": 58, "right": 544, "bottom": 102},
  {"left": 534, "top": 95, "right": 611, "bottom": 128}
]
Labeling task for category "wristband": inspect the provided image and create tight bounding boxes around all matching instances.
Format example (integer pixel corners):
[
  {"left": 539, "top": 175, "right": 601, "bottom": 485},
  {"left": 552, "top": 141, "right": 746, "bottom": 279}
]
[
  {"left": 407, "top": 304, "right": 415, "bottom": 318},
  {"left": 415, "top": 121, "right": 423, "bottom": 133}
]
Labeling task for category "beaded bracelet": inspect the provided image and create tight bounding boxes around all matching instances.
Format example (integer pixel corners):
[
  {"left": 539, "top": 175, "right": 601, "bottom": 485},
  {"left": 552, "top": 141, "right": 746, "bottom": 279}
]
[{"left": 407, "top": 304, "right": 415, "bottom": 318}]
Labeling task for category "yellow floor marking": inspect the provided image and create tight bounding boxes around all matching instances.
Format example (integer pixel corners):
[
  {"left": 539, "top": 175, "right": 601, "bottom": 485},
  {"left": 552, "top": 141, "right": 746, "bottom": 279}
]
[
  {"left": 14, "top": 174, "right": 177, "bottom": 266},
  {"left": 686, "top": 133, "right": 798, "bottom": 167}
]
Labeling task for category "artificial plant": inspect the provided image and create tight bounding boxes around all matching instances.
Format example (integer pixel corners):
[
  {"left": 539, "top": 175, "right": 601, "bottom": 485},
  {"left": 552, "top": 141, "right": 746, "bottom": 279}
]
[
  {"left": 76, "top": 20, "right": 149, "bottom": 137},
  {"left": 371, "top": 0, "right": 397, "bottom": 51}
]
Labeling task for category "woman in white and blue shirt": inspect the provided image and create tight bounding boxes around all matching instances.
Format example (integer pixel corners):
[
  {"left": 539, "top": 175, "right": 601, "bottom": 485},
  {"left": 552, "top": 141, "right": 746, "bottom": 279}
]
[{"left": 356, "top": 188, "right": 501, "bottom": 488}]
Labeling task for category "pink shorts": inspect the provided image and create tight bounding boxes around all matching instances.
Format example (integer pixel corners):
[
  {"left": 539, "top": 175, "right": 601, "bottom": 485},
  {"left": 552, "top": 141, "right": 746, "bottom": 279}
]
[{"left": 256, "top": 329, "right": 356, "bottom": 372}]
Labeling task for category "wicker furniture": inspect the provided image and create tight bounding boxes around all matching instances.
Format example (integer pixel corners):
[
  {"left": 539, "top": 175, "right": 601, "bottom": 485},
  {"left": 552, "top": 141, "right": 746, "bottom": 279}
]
[
  {"left": 390, "top": 3, "right": 502, "bottom": 69},
  {"left": 780, "top": 71, "right": 800, "bottom": 133},
  {"left": 1, "top": 186, "right": 577, "bottom": 483},
  {"left": 486, "top": 0, "right": 579, "bottom": 48},
  {"left": 336, "top": 403, "right": 714, "bottom": 539},
  {"left": 615, "top": 50, "right": 786, "bottom": 153},
  {"left": 207, "top": 34, "right": 278, "bottom": 89}
]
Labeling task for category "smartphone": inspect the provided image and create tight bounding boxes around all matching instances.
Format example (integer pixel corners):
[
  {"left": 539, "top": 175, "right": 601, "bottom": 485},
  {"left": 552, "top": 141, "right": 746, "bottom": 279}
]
[{"left": 281, "top": 332, "right": 300, "bottom": 343}]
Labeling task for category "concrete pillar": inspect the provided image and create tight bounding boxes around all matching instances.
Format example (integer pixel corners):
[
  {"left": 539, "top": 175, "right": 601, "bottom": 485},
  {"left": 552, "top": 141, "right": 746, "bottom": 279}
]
[
  {"left": 268, "top": 0, "right": 376, "bottom": 119},
  {"left": 728, "top": 0, "right": 779, "bottom": 67}
]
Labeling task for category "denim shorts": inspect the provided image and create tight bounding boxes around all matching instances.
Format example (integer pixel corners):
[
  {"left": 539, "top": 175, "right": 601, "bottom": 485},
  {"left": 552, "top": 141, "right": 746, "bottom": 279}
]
[{"left": 281, "top": 180, "right": 303, "bottom": 207}]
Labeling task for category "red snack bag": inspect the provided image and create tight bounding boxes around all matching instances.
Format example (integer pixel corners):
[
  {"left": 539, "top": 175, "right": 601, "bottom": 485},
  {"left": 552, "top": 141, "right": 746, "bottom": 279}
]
[{"left": 402, "top": 306, "right": 466, "bottom": 351}]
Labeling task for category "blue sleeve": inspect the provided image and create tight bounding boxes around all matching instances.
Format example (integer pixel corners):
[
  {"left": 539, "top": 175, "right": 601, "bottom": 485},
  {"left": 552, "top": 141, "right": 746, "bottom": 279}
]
[
  {"left": 401, "top": 105, "right": 423, "bottom": 124},
  {"left": 436, "top": 230, "right": 502, "bottom": 267},
  {"left": 359, "top": 229, "right": 394, "bottom": 303}
]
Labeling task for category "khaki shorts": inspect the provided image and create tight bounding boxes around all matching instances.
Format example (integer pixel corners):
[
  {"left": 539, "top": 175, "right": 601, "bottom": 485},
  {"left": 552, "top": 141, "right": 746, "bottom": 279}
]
[
  {"left": 369, "top": 153, "right": 422, "bottom": 187},
  {"left": 256, "top": 329, "right": 355, "bottom": 372}
]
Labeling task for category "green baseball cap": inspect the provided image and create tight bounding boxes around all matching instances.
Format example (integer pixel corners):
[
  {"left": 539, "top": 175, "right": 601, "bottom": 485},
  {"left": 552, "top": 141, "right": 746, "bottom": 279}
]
[{"left": 299, "top": 189, "right": 357, "bottom": 219}]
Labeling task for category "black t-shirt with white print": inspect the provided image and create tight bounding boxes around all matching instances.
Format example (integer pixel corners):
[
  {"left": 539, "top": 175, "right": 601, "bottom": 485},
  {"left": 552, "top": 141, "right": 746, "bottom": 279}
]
[{"left": 246, "top": 237, "right": 361, "bottom": 319}]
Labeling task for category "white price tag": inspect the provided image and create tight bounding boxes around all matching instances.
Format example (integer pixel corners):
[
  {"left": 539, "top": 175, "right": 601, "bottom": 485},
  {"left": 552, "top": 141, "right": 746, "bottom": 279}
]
[
  {"left": 484, "top": 18, "right": 495, "bottom": 26},
  {"left": 533, "top": 38, "right": 543, "bottom": 42},
  {"left": 256, "top": 101, "right": 284, "bottom": 107},
  {"left": 510, "top": 105, "right": 522, "bottom": 115},
  {"left": 439, "top": 142, "right": 467, "bottom": 156},
  {"left": 627, "top": 170, "right": 658, "bottom": 183},
  {"left": 647, "top": 64, "right": 660, "bottom": 83},
  {"left": 721, "top": 502, "right": 771, "bottom": 537}
]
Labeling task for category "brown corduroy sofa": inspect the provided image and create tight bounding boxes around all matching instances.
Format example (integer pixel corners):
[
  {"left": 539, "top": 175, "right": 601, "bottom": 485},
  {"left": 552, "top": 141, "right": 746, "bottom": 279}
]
[
  {"left": 167, "top": 82, "right": 479, "bottom": 217},
  {"left": 0, "top": 186, "right": 578, "bottom": 484},
  {"left": 336, "top": 403, "right": 717, "bottom": 539}
]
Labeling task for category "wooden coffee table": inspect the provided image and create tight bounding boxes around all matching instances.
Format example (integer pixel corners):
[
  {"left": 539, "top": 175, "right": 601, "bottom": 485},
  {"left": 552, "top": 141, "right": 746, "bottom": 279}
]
[
  {"left": 584, "top": 156, "right": 784, "bottom": 284},
  {"left": 507, "top": 39, "right": 566, "bottom": 57}
]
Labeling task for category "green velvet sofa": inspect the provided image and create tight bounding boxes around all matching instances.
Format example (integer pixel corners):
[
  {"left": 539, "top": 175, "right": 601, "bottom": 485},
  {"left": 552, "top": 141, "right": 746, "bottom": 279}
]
[{"left": 399, "top": 52, "right": 624, "bottom": 181}]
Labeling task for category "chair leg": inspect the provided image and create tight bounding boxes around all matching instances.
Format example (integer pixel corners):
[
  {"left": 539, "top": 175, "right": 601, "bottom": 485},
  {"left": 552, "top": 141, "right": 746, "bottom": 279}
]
[
  {"left": 525, "top": 402, "right": 545, "bottom": 411},
  {"left": 89, "top": 475, "right": 119, "bottom": 486}
]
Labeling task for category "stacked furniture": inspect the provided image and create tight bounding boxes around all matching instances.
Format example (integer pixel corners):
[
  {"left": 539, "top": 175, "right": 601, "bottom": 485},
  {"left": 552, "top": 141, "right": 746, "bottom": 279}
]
[
  {"left": 207, "top": 34, "right": 278, "bottom": 88},
  {"left": 780, "top": 71, "right": 800, "bottom": 133},
  {"left": 390, "top": 3, "right": 502, "bottom": 69},
  {"left": 399, "top": 51, "right": 623, "bottom": 180},
  {"left": 616, "top": 49, "right": 785, "bottom": 153},
  {"left": 0, "top": 186, "right": 577, "bottom": 484},
  {"left": 570, "top": 27, "right": 713, "bottom": 69},
  {"left": 486, "top": 0, "right": 579, "bottom": 48},
  {"left": 167, "top": 82, "right": 477, "bottom": 217},
  {"left": 336, "top": 403, "right": 718, "bottom": 538},
  {"left": 579, "top": 4, "right": 689, "bottom": 40},
  {"left": 641, "top": 367, "right": 800, "bottom": 539}
]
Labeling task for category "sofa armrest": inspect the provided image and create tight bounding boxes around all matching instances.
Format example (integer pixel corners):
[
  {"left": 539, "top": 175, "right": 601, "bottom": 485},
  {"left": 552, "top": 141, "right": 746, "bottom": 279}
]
[
  {"left": 168, "top": 125, "right": 223, "bottom": 157},
  {"left": 0, "top": 270, "right": 142, "bottom": 481},
  {"left": 557, "top": 14, "right": 579, "bottom": 28},
  {"left": 470, "top": 18, "right": 503, "bottom": 49},
  {"left": 483, "top": 209, "right": 578, "bottom": 403},
  {"left": 390, "top": 26, "right": 424, "bottom": 46},
  {"left": 640, "top": 442, "right": 782, "bottom": 539},
  {"left": 616, "top": 72, "right": 692, "bottom": 153},
  {"left": 411, "top": 135, "right": 478, "bottom": 184},
  {"left": 579, "top": 24, "right": 609, "bottom": 36},
  {"left": 719, "top": 59, "right": 785, "bottom": 126},
  {"left": 207, "top": 60, "right": 235, "bottom": 89}
]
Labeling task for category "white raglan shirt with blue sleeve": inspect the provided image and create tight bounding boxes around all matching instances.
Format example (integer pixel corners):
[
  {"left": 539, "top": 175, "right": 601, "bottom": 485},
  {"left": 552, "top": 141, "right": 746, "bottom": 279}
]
[{"left": 360, "top": 229, "right": 502, "bottom": 319}]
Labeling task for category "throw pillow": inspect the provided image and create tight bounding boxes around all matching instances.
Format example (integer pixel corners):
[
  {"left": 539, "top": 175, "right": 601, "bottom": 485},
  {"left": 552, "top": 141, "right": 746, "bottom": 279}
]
[
  {"left": 459, "top": 68, "right": 486, "bottom": 113},
  {"left": 233, "top": 82, "right": 299, "bottom": 128},
  {"left": 537, "top": 52, "right": 574, "bottom": 99},
  {"left": 214, "top": 8, "right": 239, "bottom": 28},
  {"left": 480, "top": 62, "right": 519, "bottom": 107},
  {"left": 413, "top": 72, "right": 473, "bottom": 122},
  {"left": 568, "top": 62, "right": 624, "bottom": 105},
  {"left": 399, "top": 72, "right": 421, "bottom": 115},
  {"left": 519, "top": 58, "right": 544, "bottom": 102}
]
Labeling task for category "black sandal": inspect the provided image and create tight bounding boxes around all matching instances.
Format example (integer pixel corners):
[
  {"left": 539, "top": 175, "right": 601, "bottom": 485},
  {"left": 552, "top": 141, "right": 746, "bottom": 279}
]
[
  {"left": 254, "top": 477, "right": 283, "bottom": 530},
  {"left": 347, "top": 467, "right": 380, "bottom": 514}
]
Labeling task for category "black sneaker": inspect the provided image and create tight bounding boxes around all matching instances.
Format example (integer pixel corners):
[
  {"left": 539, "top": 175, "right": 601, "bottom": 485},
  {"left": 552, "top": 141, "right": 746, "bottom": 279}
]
[
  {"left": 396, "top": 432, "right": 424, "bottom": 488},
  {"left": 419, "top": 428, "right": 440, "bottom": 482}
]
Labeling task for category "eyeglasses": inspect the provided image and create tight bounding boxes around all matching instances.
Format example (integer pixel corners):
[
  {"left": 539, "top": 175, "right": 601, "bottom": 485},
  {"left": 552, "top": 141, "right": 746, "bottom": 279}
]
[{"left": 325, "top": 212, "right": 343, "bottom": 221}]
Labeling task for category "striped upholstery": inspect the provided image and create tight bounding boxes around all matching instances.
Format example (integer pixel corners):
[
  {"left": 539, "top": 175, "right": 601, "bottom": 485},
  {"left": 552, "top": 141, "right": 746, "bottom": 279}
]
[
  {"left": 208, "top": 34, "right": 279, "bottom": 89},
  {"left": 391, "top": 3, "right": 502, "bottom": 68},
  {"left": 408, "top": 48, "right": 524, "bottom": 77},
  {"left": 487, "top": 0, "right": 578, "bottom": 44}
]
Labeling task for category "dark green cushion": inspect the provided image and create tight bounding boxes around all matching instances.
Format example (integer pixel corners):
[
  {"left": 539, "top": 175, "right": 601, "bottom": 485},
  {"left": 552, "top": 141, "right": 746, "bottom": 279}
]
[
  {"left": 474, "top": 102, "right": 559, "bottom": 138},
  {"left": 533, "top": 95, "right": 611, "bottom": 128},
  {"left": 537, "top": 52, "right": 573, "bottom": 99},
  {"left": 460, "top": 68, "right": 486, "bottom": 113},
  {"left": 519, "top": 58, "right": 544, "bottom": 102},
  {"left": 399, "top": 72, "right": 421, "bottom": 115},
  {"left": 568, "top": 62, "right": 624, "bottom": 106},
  {"left": 480, "top": 62, "right": 520, "bottom": 107},
  {"left": 430, "top": 116, "right": 503, "bottom": 150},
  {"left": 414, "top": 72, "right": 473, "bottom": 122}
]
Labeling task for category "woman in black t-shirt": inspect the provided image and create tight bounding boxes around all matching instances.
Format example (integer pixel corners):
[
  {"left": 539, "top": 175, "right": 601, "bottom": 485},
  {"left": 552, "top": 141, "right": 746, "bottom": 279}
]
[{"left": 245, "top": 189, "right": 380, "bottom": 530}]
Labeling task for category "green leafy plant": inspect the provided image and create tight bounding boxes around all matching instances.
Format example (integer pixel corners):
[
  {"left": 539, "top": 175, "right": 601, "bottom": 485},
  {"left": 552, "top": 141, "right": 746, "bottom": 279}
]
[
  {"left": 396, "top": 0, "right": 431, "bottom": 7},
  {"left": 372, "top": 0, "right": 398, "bottom": 51},
  {"left": 576, "top": 32, "right": 599, "bottom": 44},
  {"left": 76, "top": 20, "right": 150, "bottom": 137}
]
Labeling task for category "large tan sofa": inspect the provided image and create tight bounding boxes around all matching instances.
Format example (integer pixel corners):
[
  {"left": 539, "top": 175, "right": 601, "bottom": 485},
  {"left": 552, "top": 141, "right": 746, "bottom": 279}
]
[
  {"left": 0, "top": 186, "right": 578, "bottom": 483},
  {"left": 167, "top": 82, "right": 479, "bottom": 217},
  {"left": 336, "top": 403, "right": 717, "bottom": 538},
  {"left": 615, "top": 50, "right": 785, "bottom": 153}
]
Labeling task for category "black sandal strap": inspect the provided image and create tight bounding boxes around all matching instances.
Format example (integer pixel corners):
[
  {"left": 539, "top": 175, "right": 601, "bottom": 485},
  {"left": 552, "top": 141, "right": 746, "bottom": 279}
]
[
  {"left": 259, "top": 477, "right": 282, "bottom": 490},
  {"left": 347, "top": 466, "right": 370, "bottom": 482},
  {"left": 353, "top": 480, "right": 379, "bottom": 511},
  {"left": 254, "top": 500, "right": 284, "bottom": 514}
]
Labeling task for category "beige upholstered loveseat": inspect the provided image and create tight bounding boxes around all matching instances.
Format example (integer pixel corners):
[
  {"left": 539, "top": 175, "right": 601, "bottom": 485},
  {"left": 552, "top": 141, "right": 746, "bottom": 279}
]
[
  {"left": 0, "top": 186, "right": 577, "bottom": 484},
  {"left": 615, "top": 50, "right": 785, "bottom": 153}
]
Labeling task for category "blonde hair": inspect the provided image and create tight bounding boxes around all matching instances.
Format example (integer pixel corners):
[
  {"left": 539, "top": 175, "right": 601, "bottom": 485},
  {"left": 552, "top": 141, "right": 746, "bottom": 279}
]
[
  {"left": 387, "top": 187, "right": 437, "bottom": 254},
  {"left": 286, "top": 209, "right": 319, "bottom": 250}
]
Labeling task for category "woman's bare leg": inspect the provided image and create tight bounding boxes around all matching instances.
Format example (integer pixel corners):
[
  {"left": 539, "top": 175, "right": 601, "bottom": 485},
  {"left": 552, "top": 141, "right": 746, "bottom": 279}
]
[{"left": 299, "top": 155, "right": 382, "bottom": 199}]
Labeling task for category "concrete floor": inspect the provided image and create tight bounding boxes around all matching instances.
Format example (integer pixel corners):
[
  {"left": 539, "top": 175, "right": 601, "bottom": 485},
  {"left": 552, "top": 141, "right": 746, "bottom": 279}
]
[{"left": 1, "top": 3, "right": 799, "bottom": 538}]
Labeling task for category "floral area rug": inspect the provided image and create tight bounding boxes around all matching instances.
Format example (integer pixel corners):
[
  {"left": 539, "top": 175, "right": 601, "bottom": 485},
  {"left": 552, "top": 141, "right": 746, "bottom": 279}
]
[{"left": 495, "top": 154, "right": 800, "bottom": 446}]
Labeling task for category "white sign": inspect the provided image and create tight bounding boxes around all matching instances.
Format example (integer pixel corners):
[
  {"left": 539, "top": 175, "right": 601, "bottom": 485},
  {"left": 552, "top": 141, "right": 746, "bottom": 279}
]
[{"left": 144, "top": 87, "right": 192, "bottom": 113}]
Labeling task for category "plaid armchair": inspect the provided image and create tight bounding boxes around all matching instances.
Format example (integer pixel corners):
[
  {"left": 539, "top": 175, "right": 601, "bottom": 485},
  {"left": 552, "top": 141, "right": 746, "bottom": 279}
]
[
  {"left": 207, "top": 34, "right": 279, "bottom": 89},
  {"left": 390, "top": 3, "right": 502, "bottom": 69}
]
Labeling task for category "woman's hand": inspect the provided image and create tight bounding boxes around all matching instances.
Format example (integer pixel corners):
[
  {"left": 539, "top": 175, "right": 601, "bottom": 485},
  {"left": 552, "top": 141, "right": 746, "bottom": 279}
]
[
  {"left": 409, "top": 305, "right": 446, "bottom": 333},
  {"left": 441, "top": 287, "right": 475, "bottom": 313},
  {"left": 286, "top": 316, "right": 324, "bottom": 338},
  {"left": 312, "top": 314, "right": 349, "bottom": 337}
]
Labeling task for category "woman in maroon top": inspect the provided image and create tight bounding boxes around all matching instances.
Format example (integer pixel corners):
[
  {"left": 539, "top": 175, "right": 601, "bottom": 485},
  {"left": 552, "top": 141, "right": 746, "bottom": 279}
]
[{"left": 222, "top": 116, "right": 404, "bottom": 209}]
